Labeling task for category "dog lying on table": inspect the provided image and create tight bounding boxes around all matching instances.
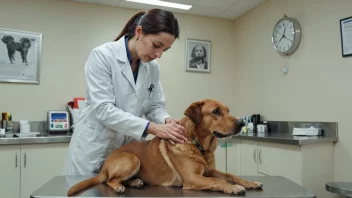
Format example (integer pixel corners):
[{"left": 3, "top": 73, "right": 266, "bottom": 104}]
[{"left": 67, "top": 99, "right": 263, "bottom": 196}]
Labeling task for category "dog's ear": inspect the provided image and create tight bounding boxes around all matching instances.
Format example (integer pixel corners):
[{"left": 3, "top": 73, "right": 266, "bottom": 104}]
[{"left": 184, "top": 101, "right": 205, "bottom": 125}]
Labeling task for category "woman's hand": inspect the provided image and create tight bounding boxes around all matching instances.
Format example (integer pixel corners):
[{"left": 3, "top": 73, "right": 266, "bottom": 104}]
[
  {"left": 148, "top": 119, "right": 187, "bottom": 144},
  {"left": 164, "top": 117, "right": 184, "bottom": 145}
]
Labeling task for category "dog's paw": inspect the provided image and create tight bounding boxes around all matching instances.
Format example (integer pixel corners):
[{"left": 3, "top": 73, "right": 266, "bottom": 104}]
[
  {"left": 224, "top": 184, "right": 246, "bottom": 195},
  {"left": 243, "top": 181, "right": 263, "bottom": 189},
  {"left": 115, "top": 185, "right": 126, "bottom": 193},
  {"left": 233, "top": 184, "right": 247, "bottom": 195},
  {"left": 132, "top": 179, "right": 144, "bottom": 188}
]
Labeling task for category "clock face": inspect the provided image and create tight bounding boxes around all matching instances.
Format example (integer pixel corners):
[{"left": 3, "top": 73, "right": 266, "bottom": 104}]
[{"left": 272, "top": 19, "right": 295, "bottom": 54}]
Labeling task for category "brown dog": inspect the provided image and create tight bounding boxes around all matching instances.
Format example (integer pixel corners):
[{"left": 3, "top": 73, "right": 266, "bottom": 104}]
[{"left": 67, "top": 99, "right": 263, "bottom": 196}]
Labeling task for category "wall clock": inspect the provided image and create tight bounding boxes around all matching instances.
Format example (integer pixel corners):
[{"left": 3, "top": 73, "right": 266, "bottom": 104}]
[{"left": 272, "top": 14, "right": 302, "bottom": 55}]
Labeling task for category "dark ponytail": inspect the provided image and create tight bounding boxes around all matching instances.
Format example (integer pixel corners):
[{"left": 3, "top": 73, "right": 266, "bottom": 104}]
[
  {"left": 114, "top": 11, "right": 145, "bottom": 41},
  {"left": 114, "top": 9, "right": 180, "bottom": 41}
]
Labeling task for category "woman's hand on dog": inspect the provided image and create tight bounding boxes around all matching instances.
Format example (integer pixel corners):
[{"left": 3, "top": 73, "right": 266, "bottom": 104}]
[
  {"left": 165, "top": 117, "right": 183, "bottom": 145},
  {"left": 148, "top": 120, "right": 187, "bottom": 144}
]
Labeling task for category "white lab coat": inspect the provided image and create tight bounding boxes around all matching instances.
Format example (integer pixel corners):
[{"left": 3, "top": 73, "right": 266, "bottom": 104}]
[{"left": 62, "top": 36, "right": 170, "bottom": 175}]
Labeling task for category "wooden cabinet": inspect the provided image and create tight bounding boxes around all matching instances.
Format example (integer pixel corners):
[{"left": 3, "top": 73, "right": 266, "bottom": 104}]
[
  {"left": 239, "top": 140, "right": 334, "bottom": 198},
  {"left": 215, "top": 140, "right": 227, "bottom": 173},
  {"left": 214, "top": 140, "right": 241, "bottom": 175},
  {"left": 257, "top": 141, "right": 302, "bottom": 184},
  {"left": 0, "top": 145, "right": 21, "bottom": 198},
  {"left": 225, "top": 140, "right": 240, "bottom": 175},
  {"left": 20, "top": 143, "right": 68, "bottom": 198},
  {"left": 239, "top": 140, "right": 258, "bottom": 176},
  {"left": 0, "top": 143, "right": 69, "bottom": 198}
]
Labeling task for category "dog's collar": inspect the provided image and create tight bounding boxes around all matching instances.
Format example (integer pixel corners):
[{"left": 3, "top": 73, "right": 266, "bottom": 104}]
[{"left": 191, "top": 136, "right": 204, "bottom": 154}]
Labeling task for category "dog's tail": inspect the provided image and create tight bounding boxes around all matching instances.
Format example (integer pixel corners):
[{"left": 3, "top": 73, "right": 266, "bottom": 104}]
[{"left": 67, "top": 172, "right": 107, "bottom": 196}]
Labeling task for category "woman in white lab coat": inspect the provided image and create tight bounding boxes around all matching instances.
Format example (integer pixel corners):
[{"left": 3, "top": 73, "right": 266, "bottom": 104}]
[{"left": 63, "top": 8, "right": 187, "bottom": 176}]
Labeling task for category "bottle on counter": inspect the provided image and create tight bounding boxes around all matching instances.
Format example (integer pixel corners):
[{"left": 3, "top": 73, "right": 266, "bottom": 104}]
[
  {"left": 1, "top": 112, "right": 7, "bottom": 131},
  {"left": 6, "top": 113, "right": 13, "bottom": 134}
]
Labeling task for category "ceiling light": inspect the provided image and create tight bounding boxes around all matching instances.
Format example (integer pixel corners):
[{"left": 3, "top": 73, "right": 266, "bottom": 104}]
[{"left": 126, "top": 0, "right": 192, "bottom": 10}]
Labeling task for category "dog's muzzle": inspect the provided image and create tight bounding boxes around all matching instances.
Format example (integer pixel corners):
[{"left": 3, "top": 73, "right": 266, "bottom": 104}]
[{"left": 213, "top": 131, "right": 230, "bottom": 138}]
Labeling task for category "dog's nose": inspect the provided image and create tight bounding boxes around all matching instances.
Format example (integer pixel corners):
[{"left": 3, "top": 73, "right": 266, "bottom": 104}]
[{"left": 236, "top": 119, "right": 245, "bottom": 128}]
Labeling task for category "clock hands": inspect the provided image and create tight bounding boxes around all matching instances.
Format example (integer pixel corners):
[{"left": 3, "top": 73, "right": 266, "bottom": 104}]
[
  {"left": 278, "top": 28, "right": 293, "bottom": 43},
  {"left": 284, "top": 37, "right": 292, "bottom": 42},
  {"left": 278, "top": 28, "right": 286, "bottom": 42}
]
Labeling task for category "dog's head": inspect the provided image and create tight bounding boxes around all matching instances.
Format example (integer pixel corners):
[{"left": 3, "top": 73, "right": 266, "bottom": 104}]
[
  {"left": 1, "top": 35, "right": 14, "bottom": 44},
  {"left": 191, "top": 45, "right": 206, "bottom": 60},
  {"left": 19, "top": 38, "right": 31, "bottom": 47},
  {"left": 184, "top": 99, "right": 244, "bottom": 138}
]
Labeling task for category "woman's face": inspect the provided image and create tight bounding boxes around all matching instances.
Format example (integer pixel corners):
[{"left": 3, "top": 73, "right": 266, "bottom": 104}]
[{"left": 135, "top": 26, "right": 176, "bottom": 62}]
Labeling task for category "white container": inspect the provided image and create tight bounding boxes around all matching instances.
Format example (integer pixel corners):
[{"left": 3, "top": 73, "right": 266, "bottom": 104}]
[
  {"left": 257, "top": 124, "right": 268, "bottom": 133},
  {"left": 0, "top": 128, "right": 5, "bottom": 136},
  {"left": 20, "top": 123, "right": 30, "bottom": 133},
  {"left": 20, "top": 120, "right": 29, "bottom": 125},
  {"left": 247, "top": 123, "right": 254, "bottom": 132}
]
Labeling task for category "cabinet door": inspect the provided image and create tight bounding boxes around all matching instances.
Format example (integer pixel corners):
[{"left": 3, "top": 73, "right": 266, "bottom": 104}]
[
  {"left": 240, "top": 140, "right": 258, "bottom": 176},
  {"left": 257, "top": 142, "right": 302, "bottom": 185},
  {"left": 214, "top": 141, "right": 227, "bottom": 173},
  {"left": 0, "top": 145, "right": 21, "bottom": 198},
  {"left": 226, "top": 140, "right": 240, "bottom": 175},
  {"left": 20, "top": 143, "right": 69, "bottom": 198}
]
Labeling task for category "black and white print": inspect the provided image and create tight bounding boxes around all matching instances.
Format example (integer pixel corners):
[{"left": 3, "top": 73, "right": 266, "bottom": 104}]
[
  {"left": 0, "top": 28, "right": 42, "bottom": 84},
  {"left": 185, "top": 38, "right": 211, "bottom": 73}
]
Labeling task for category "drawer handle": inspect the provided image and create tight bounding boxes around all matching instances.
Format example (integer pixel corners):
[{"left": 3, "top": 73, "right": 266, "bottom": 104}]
[
  {"left": 253, "top": 149, "right": 257, "bottom": 163},
  {"left": 259, "top": 149, "right": 262, "bottom": 164},
  {"left": 24, "top": 153, "right": 27, "bottom": 168},
  {"left": 15, "top": 152, "right": 18, "bottom": 167}
]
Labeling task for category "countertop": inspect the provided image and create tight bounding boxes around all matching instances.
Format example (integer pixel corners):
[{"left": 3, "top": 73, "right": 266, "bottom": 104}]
[
  {"left": 0, "top": 120, "right": 337, "bottom": 146},
  {"left": 31, "top": 175, "right": 316, "bottom": 198},
  {"left": 326, "top": 181, "right": 352, "bottom": 198},
  {"left": 0, "top": 133, "right": 72, "bottom": 145},
  {"left": 225, "top": 132, "right": 338, "bottom": 145},
  {"left": 0, "top": 132, "right": 337, "bottom": 146}
]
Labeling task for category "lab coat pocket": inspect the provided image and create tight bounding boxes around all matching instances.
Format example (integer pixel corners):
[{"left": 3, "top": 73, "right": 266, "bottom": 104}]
[
  {"left": 142, "top": 98, "right": 154, "bottom": 113},
  {"left": 78, "top": 123, "right": 108, "bottom": 170},
  {"left": 85, "top": 121, "right": 97, "bottom": 130}
]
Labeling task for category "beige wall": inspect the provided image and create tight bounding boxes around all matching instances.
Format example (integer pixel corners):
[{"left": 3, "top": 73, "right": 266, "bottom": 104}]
[
  {"left": 232, "top": 0, "right": 352, "bottom": 181},
  {"left": 0, "top": 0, "right": 237, "bottom": 121}
]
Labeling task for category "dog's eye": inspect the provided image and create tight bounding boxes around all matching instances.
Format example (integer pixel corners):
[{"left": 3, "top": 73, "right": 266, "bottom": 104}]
[{"left": 212, "top": 109, "right": 221, "bottom": 115}]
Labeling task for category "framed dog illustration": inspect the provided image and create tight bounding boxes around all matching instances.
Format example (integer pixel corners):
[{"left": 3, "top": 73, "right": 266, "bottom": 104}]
[
  {"left": 185, "top": 38, "right": 211, "bottom": 73},
  {"left": 0, "top": 28, "right": 42, "bottom": 84}
]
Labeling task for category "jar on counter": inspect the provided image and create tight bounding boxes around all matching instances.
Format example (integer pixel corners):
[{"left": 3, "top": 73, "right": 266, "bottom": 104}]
[
  {"left": 1, "top": 112, "right": 8, "bottom": 130},
  {"left": 6, "top": 113, "right": 13, "bottom": 134}
]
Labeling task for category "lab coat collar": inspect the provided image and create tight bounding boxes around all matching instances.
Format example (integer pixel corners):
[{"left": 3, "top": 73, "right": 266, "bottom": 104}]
[{"left": 113, "top": 35, "right": 150, "bottom": 93}]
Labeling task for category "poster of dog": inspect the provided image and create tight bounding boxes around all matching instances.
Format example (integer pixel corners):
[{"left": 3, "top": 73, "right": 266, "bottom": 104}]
[
  {"left": 185, "top": 38, "right": 211, "bottom": 73},
  {"left": 0, "top": 28, "right": 42, "bottom": 84}
]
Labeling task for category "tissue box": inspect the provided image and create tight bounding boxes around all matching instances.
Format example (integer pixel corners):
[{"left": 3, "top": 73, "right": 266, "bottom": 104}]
[{"left": 292, "top": 127, "right": 322, "bottom": 136}]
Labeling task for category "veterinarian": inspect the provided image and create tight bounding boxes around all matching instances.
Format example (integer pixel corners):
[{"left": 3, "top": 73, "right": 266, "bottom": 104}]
[{"left": 63, "top": 8, "right": 187, "bottom": 176}]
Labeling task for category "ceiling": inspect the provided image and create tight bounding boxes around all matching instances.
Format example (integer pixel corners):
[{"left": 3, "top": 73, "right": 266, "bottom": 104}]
[{"left": 72, "top": 0, "right": 266, "bottom": 20}]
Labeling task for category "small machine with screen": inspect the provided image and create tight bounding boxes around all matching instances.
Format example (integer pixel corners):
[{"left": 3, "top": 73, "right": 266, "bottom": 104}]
[{"left": 47, "top": 110, "right": 70, "bottom": 133}]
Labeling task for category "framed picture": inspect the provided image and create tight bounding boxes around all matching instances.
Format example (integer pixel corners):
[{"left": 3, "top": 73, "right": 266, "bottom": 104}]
[
  {"left": 0, "top": 28, "right": 42, "bottom": 84},
  {"left": 185, "top": 38, "right": 211, "bottom": 73},
  {"left": 340, "top": 16, "right": 352, "bottom": 57}
]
